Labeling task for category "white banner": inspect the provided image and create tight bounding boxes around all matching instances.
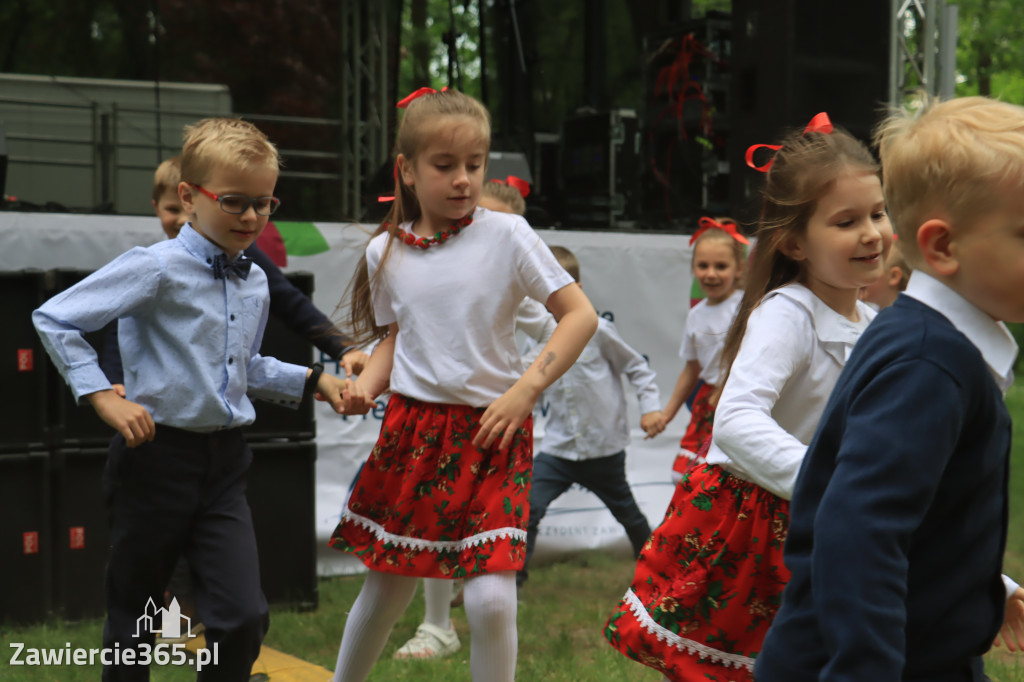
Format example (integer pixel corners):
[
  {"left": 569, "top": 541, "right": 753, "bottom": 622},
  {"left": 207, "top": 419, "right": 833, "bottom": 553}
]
[{"left": 1, "top": 212, "right": 695, "bottom": 576}]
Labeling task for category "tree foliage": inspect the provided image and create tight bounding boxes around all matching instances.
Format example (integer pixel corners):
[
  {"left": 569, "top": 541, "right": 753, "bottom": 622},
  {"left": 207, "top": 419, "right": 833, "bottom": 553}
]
[{"left": 955, "top": 0, "right": 1024, "bottom": 101}]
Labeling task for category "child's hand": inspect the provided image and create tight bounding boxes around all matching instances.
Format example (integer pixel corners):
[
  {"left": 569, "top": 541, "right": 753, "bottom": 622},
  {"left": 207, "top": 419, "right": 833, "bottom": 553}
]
[
  {"left": 641, "top": 411, "right": 667, "bottom": 439},
  {"left": 314, "top": 373, "right": 347, "bottom": 414},
  {"left": 473, "top": 384, "right": 537, "bottom": 452},
  {"left": 340, "top": 349, "right": 370, "bottom": 377},
  {"left": 111, "top": 383, "right": 126, "bottom": 398},
  {"left": 341, "top": 378, "right": 377, "bottom": 415},
  {"left": 995, "top": 587, "right": 1024, "bottom": 651},
  {"left": 87, "top": 389, "right": 155, "bottom": 447}
]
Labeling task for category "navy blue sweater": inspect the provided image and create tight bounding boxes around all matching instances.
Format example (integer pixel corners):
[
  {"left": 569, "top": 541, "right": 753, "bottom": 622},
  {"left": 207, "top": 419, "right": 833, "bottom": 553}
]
[{"left": 756, "top": 295, "right": 1010, "bottom": 682}]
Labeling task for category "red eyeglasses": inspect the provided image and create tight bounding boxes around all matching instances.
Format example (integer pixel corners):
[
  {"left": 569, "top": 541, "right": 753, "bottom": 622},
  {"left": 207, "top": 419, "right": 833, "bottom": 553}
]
[{"left": 188, "top": 183, "right": 281, "bottom": 216}]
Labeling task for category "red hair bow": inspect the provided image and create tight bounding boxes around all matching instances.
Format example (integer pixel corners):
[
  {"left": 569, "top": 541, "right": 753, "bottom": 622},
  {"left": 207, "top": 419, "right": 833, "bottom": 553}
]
[
  {"left": 491, "top": 176, "right": 531, "bottom": 198},
  {"left": 745, "top": 112, "right": 834, "bottom": 173},
  {"left": 396, "top": 86, "right": 449, "bottom": 109},
  {"left": 689, "top": 216, "right": 750, "bottom": 246}
]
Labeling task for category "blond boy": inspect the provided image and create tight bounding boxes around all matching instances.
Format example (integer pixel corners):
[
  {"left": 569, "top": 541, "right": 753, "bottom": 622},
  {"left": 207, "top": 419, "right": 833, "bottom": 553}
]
[
  {"left": 758, "top": 96, "right": 1024, "bottom": 682},
  {"left": 33, "top": 118, "right": 348, "bottom": 680}
]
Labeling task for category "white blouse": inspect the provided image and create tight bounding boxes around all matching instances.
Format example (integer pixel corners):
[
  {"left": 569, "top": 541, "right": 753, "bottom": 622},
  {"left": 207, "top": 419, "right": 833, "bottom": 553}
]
[{"left": 705, "top": 283, "right": 875, "bottom": 500}]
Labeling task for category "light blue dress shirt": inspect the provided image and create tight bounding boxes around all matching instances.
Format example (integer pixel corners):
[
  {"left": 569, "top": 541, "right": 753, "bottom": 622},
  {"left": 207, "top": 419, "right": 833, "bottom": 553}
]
[{"left": 32, "top": 223, "right": 307, "bottom": 432}]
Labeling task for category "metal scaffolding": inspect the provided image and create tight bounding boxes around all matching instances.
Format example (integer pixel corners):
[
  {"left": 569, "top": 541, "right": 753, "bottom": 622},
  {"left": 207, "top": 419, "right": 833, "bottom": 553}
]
[
  {"left": 889, "top": 0, "right": 959, "bottom": 106},
  {"left": 340, "top": 1, "right": 391, "bottom": 220}
]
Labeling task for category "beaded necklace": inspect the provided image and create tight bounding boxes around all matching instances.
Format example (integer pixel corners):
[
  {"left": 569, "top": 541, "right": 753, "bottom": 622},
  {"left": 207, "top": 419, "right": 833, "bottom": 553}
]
[{"left": 397, "top": 214, "right": 474, "bottom": 250}]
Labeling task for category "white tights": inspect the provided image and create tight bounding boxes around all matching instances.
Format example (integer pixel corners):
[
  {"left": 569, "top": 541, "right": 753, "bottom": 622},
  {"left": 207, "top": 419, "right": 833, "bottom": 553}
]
[{"left": 332, "top": 570, "right": 518, "bottom": 682}]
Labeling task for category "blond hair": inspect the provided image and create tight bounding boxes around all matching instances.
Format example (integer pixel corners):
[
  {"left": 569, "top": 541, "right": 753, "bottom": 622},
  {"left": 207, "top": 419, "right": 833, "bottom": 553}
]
[
  {"left": 548, "top": 245, "right": 580, "bottom": 282},
  {"left": 152, "top": 156, "right": 182, "bottom": 202},
  {"left": 482, "top": 181, "right": 526, "bottom": 215},
  {"left": 344, "top": 90, "right": 491, "bottom": 346},
  {"left": 180, "top": 117, "right": 280, "bottom": 186},
  {"left": 875, "top": 96, "right": 1024, "bottom": 268}
]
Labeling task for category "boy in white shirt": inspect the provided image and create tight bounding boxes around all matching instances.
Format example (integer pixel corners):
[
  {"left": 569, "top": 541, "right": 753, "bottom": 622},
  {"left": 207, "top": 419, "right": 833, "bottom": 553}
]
[{"left": 518, "top": 245, "right": 665, "bottom": 587}]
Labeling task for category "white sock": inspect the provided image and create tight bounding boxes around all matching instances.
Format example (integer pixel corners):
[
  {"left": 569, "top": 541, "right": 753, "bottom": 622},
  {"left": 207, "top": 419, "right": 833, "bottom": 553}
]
[
  {"left": 332, "top": 570, "right": 418, "bottom": 682},
  {"left": 463, "top": 571, "right": 518, "bottom": 682},
  {"left": 422, "top": 578, "right": 453, "bottom": 631}
]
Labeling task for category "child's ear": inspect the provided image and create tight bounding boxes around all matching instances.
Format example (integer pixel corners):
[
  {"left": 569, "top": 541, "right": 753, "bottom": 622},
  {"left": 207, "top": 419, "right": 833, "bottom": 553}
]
[
  {"left": 151, "top": 199, "right": 159, "bottom": 217},
  {"left": 886, "top": 266, "right": 903, "bottom": 288},
  {"left": 779, "top": 234, "right": 806, "bottom": 262},
  {"left": 178, "top": 181, "right": 195, "bottom": 213},
  {"left": 917, "top": 219, "right": 957, "bottom": 276},
  {"left": 397, "top": 154, "right": 414, "bottom": 188}
]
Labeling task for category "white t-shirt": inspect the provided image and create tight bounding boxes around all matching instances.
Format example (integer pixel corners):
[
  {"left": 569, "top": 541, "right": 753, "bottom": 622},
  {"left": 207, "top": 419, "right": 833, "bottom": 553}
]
[
  {"left": 705, "top": 283, "right": 875, "bottom": 500},
  {"left": 367, "top": 207, "right": 573, "bottom": 407},
  {"left": 679, "top": 289, "right": 743, "bottom": 386}
]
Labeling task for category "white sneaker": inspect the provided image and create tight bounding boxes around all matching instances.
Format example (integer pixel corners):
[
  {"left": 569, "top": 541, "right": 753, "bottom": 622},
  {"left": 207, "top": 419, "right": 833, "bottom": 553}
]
[{"left": 393, "top": 622, "right": 461, "bottom": 659}]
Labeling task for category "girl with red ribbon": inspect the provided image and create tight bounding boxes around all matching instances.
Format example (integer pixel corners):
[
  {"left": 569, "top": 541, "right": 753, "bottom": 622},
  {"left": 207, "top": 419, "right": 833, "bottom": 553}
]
[
  {"left": 327, "top": 87, "right": 598, "bottom": 682},
  {"left": 604, "top": 115, "right": 893, "bottom": 681},
  {"left": 661, "top": 216, "right": 747, "bottom": 480}
]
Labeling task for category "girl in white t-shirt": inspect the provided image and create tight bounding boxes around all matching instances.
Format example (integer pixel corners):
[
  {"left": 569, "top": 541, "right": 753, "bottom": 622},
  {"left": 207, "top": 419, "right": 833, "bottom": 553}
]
[
  {"left": 663, "top": 218, "right": 746, "bottom": 480},
  {"left": 604, "top": 114, "right": 893, "bottom": 681},
  {"left": 327, "top": 88, "right": 597, "bottom": 682}
]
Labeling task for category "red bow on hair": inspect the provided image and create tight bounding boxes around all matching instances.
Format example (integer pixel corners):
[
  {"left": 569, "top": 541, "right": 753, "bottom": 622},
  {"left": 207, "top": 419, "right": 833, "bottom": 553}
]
[
  {"left": 689, "top": 216, "right": 750, "bottom": 246},
  {"left": 396, "top": 86, "right": 450, "bottom": 109},
  {"left": 491, "top": 176, "right": 531, "bottom": 198},
  {"left": 745, "top": 112, "right": 834, "bottom": 173}
]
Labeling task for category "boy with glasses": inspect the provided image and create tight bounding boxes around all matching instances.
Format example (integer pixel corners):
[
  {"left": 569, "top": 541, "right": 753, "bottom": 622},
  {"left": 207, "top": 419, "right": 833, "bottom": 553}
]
[{"left": 34, "top": 117, "right": 349, "bottom": 680}]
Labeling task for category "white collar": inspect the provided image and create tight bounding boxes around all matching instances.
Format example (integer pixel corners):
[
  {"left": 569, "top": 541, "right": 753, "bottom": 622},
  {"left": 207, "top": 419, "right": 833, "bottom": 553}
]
[
  {"left": 903, "top": 271, "right": 1018, "bottom": 393},
  {"left": 767, "top": 283, "right": 874, "bottom": 364}
]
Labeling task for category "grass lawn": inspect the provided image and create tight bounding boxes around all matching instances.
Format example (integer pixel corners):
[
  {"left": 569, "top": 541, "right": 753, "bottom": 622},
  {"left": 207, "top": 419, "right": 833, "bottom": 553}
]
[{"left": 4, "top": 381, "right": 1024, "bottom": 680}]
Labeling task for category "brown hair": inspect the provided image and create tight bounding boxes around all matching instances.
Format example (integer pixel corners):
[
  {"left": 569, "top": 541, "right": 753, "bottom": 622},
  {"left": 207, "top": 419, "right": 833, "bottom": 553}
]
[
  {"left": 717, "top": 125, "right": 879, "bottom": 390},
  {"left": 343, "top": 90, "right": 492, "bottom": 345},
  {"left": 481, "top": 181, "right": 527, "bottom": 215},
  {"left": 875, "top": 96, "right": 1024, "bottom": 269},
  {"left": 548, "top": 245, "right": 580, "bottom": 282},
  {"left": 180, "top": 117, "right": 280, "bottom": 186},
  {"left": 152, "top": 156, "right": 182, "bottom": 202}
]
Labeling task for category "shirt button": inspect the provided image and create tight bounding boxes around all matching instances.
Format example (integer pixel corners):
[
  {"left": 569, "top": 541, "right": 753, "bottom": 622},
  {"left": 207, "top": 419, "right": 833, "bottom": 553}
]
[
  {"left": 228, "top": 358, "right": 233, "bottom": 365},
  {"left": 206, "top": 258, "right": 212, "bottom": 264},
  {"left": 230, "top": 314, "right": 235, "bottom": 321}
]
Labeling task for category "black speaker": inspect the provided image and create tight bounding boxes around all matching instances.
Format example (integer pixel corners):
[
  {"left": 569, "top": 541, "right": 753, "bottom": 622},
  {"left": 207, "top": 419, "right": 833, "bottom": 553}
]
[
  {"left": 0, "top": 270, "right": 55, "bottom": 453},
  {"left": 47, "top": 269, "right": 118, "bottom": 448},
  {"left": 729, "top": 0, "right": 891, "bottom": 216},
  {"left": 0, "top": 121, "right": 8, "bottom": 201},
  {"left": 50, "top": 446, "right": 111, "bottom": 622},
  {"left": 244, "top": 272, "right": 317, "bottom": 442},
  {"left": 0, "top": 450, "right": 52, "bottom": 625},
  {"left": 247, "top": 440, "right": 318, "bottom": 610}
]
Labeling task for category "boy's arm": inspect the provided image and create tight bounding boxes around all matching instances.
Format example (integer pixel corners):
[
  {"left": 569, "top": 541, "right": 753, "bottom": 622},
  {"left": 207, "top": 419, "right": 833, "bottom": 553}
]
[
  {"left": 598, "top": 320, "right": 665, "bottom": 438},
  {"left": 809, "top": 361, "right": 963, "bottom": 680},
  {"left": 246, "top": 245, "right": 353, "bottom": 362},
  {"left": 474, "top": 282, "right": 598, "bottom": 451}
]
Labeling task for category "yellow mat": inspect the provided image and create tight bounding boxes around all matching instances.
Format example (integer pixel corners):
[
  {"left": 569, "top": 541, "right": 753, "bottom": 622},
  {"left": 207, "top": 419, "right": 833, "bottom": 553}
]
[
  {"left": 182, "top": 634, "right": 332, "bottom": 680},
  {"left": 250, "top": 645, "right": 332, "bottom": 681}
]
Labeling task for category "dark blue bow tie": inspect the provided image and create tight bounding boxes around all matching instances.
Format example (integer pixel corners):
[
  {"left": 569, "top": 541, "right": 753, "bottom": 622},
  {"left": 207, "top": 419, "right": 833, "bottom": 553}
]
[{"left": 212, "top": 253, "right": 252, "bottom": 281}]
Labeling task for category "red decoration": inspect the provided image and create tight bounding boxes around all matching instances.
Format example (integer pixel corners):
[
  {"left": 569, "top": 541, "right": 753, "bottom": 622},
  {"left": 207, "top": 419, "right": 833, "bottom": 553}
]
[
  {"left": 396, "top": 86, "right": 450, "bottom": 109},
  {"left": 394, "top": 214, "right": 474, "bottom": 250},
  {"left": 491, "top": 176, "right": 531, "bottom": 198},
  {"left": 689, "top": 216, "right": 750, "bottom": 246},
  {"left": 745, "top": 112, "right": 835, "bottom": 172}
]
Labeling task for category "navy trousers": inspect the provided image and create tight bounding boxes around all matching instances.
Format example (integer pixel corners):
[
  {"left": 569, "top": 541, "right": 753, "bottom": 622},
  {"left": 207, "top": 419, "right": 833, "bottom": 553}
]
[
  {"left": 520, "top": 451, "right": 651, "bottom": 585},
  {"left": 101, "top": 426, "right": 268, "bottom": 681}
]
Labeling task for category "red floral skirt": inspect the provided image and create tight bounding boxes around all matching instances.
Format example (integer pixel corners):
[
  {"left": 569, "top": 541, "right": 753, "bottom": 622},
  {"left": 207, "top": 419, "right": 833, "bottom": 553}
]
[
  {"left": 329, "top": 394, "right": 533, "bottom": 579},
  {"left": 604, "top": 464, "right": 790, "bottom": 681},
  {"left": 672, "top": 383, "right": 716, "bottom": 475}
]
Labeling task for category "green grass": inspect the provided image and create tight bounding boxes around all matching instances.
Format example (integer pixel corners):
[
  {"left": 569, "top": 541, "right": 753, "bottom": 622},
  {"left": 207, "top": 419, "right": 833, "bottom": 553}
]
[{"left": 5, "top": 382, "right": 1024, "bottom": 680}]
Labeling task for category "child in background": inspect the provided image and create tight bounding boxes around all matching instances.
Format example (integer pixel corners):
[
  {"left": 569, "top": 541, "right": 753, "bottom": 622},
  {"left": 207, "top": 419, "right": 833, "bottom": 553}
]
[
  {"left": 662, "top": 217, "right": 745, "bottom": 480},
  {"left": 757, "top": 96, "right": 1024, "bottom": 682},
  {"left": 604, "top": 114, "right": 892, "bottom": 681},
  {"left": 858, "top": 238, "right": 910, "bottom": 310},
  {"left": 327, "top": 88, "right": 597, "bottom": 682},
  {"left": 518, "top": 245, "right": 665, "bottom": 588},
  {"left": 391, "top": 175, "right": 554, "bottom": 660},
  {"left": 32, "top": 117, "right": 349, "bottom": 679}
]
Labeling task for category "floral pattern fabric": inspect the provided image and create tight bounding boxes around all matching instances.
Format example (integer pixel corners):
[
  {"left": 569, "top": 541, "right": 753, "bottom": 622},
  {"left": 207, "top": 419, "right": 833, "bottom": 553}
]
[
  {"left": 330, "top": 394, "right": 533, "bottom": 578},
  {"left": 604, "top": 464, "right": 790, "bottom": 681},
  {"left": 673, "top": 382, "right": 716, "bottom": 475}
]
